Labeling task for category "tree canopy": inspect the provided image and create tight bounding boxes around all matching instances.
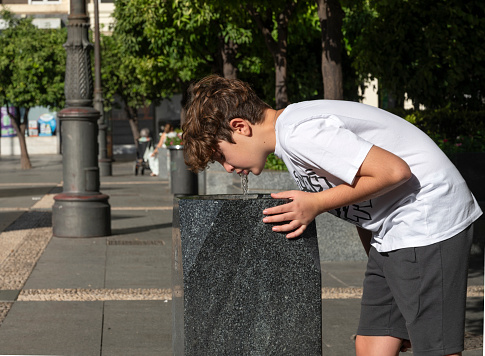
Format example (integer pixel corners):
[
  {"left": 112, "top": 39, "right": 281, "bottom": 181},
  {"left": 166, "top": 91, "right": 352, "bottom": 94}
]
[
  {"left": 0, "top": 10, "right": 66, "bottom": 168},
  {"left": 347, "top": 0, "right": 485, "bottom": 110},
  {"left": 2, "top": 0, "right": 483, "bottom": 167}
]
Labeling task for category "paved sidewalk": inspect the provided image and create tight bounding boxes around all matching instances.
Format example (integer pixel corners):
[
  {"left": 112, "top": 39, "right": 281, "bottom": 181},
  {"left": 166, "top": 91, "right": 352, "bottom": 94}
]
[{"left": 0, "top": 155, "right": 482, "bottom": 355}]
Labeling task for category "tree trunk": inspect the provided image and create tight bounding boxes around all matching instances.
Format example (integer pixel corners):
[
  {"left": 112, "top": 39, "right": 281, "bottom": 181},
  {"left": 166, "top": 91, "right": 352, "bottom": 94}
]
[
  {"left": 274, "top": 8, "right": 290, "bottom": 109},
  {"left": 274, "top": 50, "right": 288, "bottom": 110},
  {"left": 247, "top": 2, "right": 296, "bottom": 109},
  {"left": 8, "top": 105, "right": 32, "bottom": 170},
  {"left": 316, "top": 0, "right": 344, "bottom": 100},
  {"left": 124, "top": 104, "right": 140, "bottom": 148},
  {"left": 221, "top": 38, "right": 238, "bottom": 80}
]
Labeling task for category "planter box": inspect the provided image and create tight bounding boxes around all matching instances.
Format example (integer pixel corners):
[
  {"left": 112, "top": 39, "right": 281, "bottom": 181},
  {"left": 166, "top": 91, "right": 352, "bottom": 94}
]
[{"left": 157, "top": 147, "right": 170, "bottom": 180}]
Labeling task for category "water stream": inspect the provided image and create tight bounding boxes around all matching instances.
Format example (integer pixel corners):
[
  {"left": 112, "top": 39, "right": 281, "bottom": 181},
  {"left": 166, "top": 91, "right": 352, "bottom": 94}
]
[{"left": 239, "top": 173, "right": 249, "bottom": 195}]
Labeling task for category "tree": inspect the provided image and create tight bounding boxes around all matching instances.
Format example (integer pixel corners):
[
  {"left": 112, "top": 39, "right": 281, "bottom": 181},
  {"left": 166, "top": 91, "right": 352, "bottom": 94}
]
[
  {"left": 212, "top": 2, "right": 255, "bottom": 80},
  {"left": 110, "top": 0, "right": 260, "bottom": 134},
  {"left": 348, "top": 0, "right": 485, "bottom": 110},
  {"left": 246, "top": 1, "right": 298, "bottom": 109},
  {"left": 100, "top": 33, "right": 153, "bottom": 145},
  {"left": 0, "top": 11, "right": 66, "bottom": 169},
  {"left": 286, "top": 2, "right": 323, "bottom": 103},
  {"left": 109, "top": 0, "right": 351, "bottom": 120},
  {"left": 108, "top": 0, "right": 218, "bottom": 136},
  {"left": 316, "top": 0, "right": 344, "bottom": 100}
]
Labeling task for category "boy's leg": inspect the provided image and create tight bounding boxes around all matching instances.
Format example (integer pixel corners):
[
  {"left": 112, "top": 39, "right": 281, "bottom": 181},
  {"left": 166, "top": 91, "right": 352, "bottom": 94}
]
[
  {"left": 356, "top": 246, "right": 409, "bottom": 356},
  {"left": 357, "top": 225, "right": 473, "bottom": 356},
  {"left": 355, "top": 335, "right": 403, "bottom": 356}
]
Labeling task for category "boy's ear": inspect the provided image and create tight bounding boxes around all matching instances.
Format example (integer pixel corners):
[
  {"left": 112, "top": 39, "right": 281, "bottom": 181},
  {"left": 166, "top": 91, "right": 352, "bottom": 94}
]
[{"left": 229, "top": 118, "right": 251, "bottom": 136}]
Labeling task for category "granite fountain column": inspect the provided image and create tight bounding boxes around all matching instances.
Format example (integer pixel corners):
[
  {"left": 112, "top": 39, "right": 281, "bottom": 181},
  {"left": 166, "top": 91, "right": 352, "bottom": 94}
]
[{"left": 172, "top": 194, "right": 322, "bottom": 355}]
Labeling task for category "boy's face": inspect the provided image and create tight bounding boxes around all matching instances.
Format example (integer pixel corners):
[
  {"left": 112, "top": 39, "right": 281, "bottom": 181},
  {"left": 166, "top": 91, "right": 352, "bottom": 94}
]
[{"left": 215, "top": 137, "right": 267, "bottom": 176}]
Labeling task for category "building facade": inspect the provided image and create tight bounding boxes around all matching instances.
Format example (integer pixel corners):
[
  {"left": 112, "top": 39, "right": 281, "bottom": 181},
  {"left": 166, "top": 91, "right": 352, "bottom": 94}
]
[{"left": 0, "top": 0, "right": 115, "bottom": 33}]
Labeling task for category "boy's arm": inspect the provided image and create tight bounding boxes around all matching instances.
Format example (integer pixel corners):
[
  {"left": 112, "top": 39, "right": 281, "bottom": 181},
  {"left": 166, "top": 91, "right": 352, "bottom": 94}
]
[
  {"left": 356, "top": 227, "right": 372, "bottom": 256},
  {"left": 262, "top": 145, "right": 412, "bottom": 238}
]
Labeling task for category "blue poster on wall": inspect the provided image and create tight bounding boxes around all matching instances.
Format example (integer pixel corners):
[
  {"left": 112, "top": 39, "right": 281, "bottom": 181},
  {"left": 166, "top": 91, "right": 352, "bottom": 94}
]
[
  {"left": 0, "top": 107, "right": 16, "bottom": 137},
  {"left": 38, "top": 113, "right": 57, "bottom": 136}
]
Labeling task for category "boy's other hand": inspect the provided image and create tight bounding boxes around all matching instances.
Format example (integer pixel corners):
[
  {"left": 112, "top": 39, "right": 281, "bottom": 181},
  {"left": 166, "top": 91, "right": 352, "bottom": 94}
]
[{"left": 262, "top": 191, "right": 322, "bottom": 239}]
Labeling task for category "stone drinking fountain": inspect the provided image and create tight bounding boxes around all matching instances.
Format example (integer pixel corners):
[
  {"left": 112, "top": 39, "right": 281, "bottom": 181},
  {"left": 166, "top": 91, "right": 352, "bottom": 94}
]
[{"left": 172, "top": 194, "right": 322, "bottom": 355}]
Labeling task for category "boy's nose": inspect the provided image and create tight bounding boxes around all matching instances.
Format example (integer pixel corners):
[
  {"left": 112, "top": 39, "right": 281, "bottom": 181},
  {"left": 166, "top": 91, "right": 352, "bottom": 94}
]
[{"left": 222, "top": 162, "right": 235, "bottom": 173}]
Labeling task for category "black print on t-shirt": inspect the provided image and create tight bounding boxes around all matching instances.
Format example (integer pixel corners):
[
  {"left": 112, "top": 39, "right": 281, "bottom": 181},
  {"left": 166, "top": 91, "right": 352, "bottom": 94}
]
[{"left": 293, "top": 168, "right": 373, "bottom": 224}]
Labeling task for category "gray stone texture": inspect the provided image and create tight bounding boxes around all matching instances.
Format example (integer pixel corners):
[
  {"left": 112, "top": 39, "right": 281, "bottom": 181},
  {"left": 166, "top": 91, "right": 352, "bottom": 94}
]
[
  {"left": 248, "top": 170, "right": 299, "bottom": 192},
  {"left": 173, "top": 194, "right": 322, "bottom": 356},
  {"left": 201, "top": 167, "right": 367, "bottom": 261},
  {"left": 201, "top": 163, "right": 237, "bottom": 195},
  {"left": 316, "top": 213, "right": 366, "bottom": 261}
]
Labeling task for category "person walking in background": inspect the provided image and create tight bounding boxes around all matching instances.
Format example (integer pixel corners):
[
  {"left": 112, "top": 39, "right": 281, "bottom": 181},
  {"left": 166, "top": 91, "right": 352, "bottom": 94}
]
[
  {"left": 152, "top": 123, "right": 175, "bottom": 155},
  {"left": 148, "top": 123, "right": 175, "bottom": 177},
  {"left": 135, "top": 128, "right": 157, "bottom": 176}
]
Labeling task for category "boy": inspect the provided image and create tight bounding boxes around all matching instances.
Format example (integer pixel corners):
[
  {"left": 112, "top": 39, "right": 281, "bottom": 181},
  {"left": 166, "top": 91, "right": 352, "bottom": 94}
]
[{"left": 182, "top": 75, "right": 482, "bottom": 356}]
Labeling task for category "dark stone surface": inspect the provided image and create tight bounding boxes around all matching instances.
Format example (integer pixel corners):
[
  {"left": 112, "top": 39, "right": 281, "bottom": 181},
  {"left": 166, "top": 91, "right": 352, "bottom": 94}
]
[{"left": 172, "top": 194, "right": 322, "bottom": 356}]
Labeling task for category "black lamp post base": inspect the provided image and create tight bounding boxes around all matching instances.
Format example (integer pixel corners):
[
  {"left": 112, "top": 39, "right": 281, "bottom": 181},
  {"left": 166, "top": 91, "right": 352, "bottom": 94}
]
[{"left": 52, "top": 193, "right": 111, "bottom": 238}]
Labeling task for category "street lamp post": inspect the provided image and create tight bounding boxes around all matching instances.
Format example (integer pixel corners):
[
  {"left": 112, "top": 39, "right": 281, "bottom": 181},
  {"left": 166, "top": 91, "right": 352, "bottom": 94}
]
[
  {"left": 93, "top": 0, "right": 112, "bottom": 176},
  {"left": 52, "top": 0, "right": 111, "bottom": 237}
]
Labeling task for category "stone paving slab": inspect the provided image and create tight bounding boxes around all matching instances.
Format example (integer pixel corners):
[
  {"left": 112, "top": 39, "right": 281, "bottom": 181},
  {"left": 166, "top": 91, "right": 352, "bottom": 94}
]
[
  {"left": 0, "top": 184, "right": 60, "bottom": 207},
  {"left": 101, "top": 301, "right": 172, "bottom": 356},
  {"left": 0, "top": 211, "right": 25, "bottom": 232},
  {"left": 321, "top": 261, "right": 367, "bottom": 288},
  {"left": 0, "top": 301, "right": 103, "bottom": 356},
  {"left": 105, "top": 244, "right": 169, "bottom": 289},
  {"left": 23, "top": 238, "right": 107, "bottom": 290},
  {"left": 109, "top": 210, "right": 173, "bottom": 241},
  {"left": 322, "top": 298, "right": 361, "bottom": 356}
]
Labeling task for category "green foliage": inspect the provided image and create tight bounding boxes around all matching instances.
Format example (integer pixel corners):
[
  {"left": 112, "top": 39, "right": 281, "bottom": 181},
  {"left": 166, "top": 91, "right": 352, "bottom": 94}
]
[
  {"left": 0, "top": 10, "right": 66, "bottom": 111},
  {"left": 348, "top": 0, "right": 485, "bottom": 110},
  {"left": 100, "top": 32, "right": 154, "bottom": 112},
  {"left": 402, "top": 108, "right": 485, "bottom": 154},
  {"left": 403, "top": 108, "right": 485, "bottom": 138},
  {"left": 287, "top": 2, "right": 323, "bottom": 102},
  {"left": 429, "top": 131, "right": 485, "bottom": 155},
  {"left": 264, "top": 153, "right": 288, "bottom": 171}
]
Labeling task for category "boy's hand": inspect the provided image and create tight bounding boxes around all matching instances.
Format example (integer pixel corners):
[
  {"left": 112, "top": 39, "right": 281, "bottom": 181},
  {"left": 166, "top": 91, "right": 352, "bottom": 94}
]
[
  {"left": 262, "top": 191, "right": 322, "bottom": 239},
  {"left": 261, "top": 146, "right": 412, "bottom": 239}
]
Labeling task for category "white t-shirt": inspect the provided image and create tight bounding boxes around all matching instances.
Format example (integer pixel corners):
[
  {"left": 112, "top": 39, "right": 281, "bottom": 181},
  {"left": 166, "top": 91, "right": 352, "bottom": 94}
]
[{"left": 274, "top": 100, "right": 482, "bottom": 252}]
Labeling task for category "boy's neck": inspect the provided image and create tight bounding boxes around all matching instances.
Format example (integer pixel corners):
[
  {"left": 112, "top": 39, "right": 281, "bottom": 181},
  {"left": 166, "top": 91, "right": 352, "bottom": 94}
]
[
  {"left": 258, "top": 108, "right": 284, "bottom": 154},
  {"left": 266, "top": 107, "right": 284, "bottom": 129}
]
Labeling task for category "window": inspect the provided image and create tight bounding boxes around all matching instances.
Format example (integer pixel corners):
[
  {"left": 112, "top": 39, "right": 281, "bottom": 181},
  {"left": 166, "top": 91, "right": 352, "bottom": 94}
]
[{"left": 29, "top": 0, "right": 61, "bottom": 4}]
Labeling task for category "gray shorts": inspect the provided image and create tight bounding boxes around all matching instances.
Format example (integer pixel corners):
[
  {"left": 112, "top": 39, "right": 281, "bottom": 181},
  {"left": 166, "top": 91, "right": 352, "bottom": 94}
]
[{"left": 357, "top": 225, "right": 474, "bottom": 356}]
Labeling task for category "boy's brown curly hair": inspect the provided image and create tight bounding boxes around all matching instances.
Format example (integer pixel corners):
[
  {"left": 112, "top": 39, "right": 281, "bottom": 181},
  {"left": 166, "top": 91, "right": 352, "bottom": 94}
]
[{"left": 182, "top": 75, "right": 271, "bottom": 172}]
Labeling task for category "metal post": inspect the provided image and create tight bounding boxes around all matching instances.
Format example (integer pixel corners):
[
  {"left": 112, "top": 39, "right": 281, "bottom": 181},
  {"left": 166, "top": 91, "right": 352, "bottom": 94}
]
[
  {"left": 52, "top": 0, "right": 111, "bottom": 237},
  {"left": 93, "top": 0, "right": 112, "bottom": 176}
]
